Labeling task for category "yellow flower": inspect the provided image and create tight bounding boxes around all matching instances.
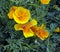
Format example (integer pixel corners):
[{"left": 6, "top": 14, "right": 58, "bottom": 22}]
[
  {"left": 54, "top": 27, "right": 60, "bottom": 33},
  {"left": 14, "top": 19, "right": 37, "bottom": 38},
  {"left": 40, "top": 0, "right": 50, "bottom": 4},
  {"left": 13, "top": 7, "right": 30, "bottom": 24},
  {"left": 8, "top": 6, "right": 17, "bottom": 19}
]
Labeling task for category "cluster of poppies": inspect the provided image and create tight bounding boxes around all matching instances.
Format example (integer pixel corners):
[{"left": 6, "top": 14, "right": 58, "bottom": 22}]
[
  {"left": 8, "top": 6, "right": 49, "bottom": 40},
  {"left": 7, "top": 0, "right": 60, "bottom": 40},
  {"left": 7, "top": 0, "right": 52, "bottom": 40}
]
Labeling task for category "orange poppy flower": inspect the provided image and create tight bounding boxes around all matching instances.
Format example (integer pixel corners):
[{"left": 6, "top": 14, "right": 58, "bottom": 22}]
[
  {"left": 36, "top": 24, "right": 49, "bottom": 40},
  {"left": 14, "top": 19, "right": 37, "bottom": 38},
  {"left": 36, "top": 28, "right": 49, "bottom": 40},
  {"left": 31, "top": 24, "right": 49, "bottom": 40},
  {"left": 40, "top": 0, "right": 50, "bottom": 4},
  {"left": 13, "top": 7, "right": 30, "bottom": 24}
]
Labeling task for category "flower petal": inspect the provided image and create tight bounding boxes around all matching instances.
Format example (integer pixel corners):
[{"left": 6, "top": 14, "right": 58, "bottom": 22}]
[
  {"left": 14, "top": 24, "right": 24, "bottom": 30},
  {"left": 8, "top": 6, "right": 17, "bottom": 19},
  {"left": 31, "top": 26, "right": 37, "bottom": 33},
  {"left": 30, "top": 19, "right": 37, "bottom": 26},
  {"left": 23, "top": 29, "right": 34, "bottom": 38}
]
